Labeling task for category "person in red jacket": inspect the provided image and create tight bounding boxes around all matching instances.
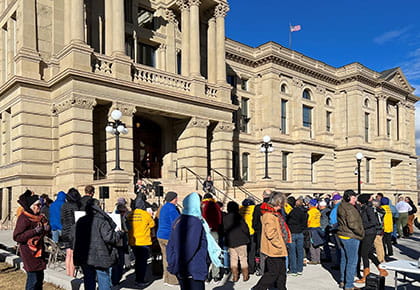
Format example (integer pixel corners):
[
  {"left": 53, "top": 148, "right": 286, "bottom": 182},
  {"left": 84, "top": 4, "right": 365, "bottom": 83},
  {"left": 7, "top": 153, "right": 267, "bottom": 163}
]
[
  {"left": 201, "top": 193, "right": 222, "bottom": 282},
  {"left": 13, "top": 192, "right": 50, "bottom": 290}
]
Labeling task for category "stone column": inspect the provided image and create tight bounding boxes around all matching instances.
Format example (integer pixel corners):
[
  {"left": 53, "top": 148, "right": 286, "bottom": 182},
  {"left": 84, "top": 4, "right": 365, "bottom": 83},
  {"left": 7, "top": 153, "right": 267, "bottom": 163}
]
[
  {"left": 71, "top": 0, "right": 85, "bottom": 43},
  {"left": 105, "top": 0, "right": 113, "bottom": 55},
  {"left": 6, "top": 18, "right": 15, "bottom": 78},
  {"left": 377, "top": 95, "right": 387, "bottom": 138},
  {"left": 165, "top": 9, "right": 178, "bottom": 74},
  {"left": 211, "top": 122, "right": 234, "bottom": 184},
  {"left": 177, "top": 0, "right": 190, "bottom": 76},
  {"left": 157, "top": 44, "right": 167, "bottom": 70},
  {"left": 177, "top": 117, "right": 209, "bottom": 178},
  {"left": 215, "top": 3, "right": 228, "bottom": 84},
  {"left": 64, "top": 0, "right": 71, "bottom": 44},
  {"left": 189, "top": 0, "right": 201, "bottom": 77},
  {"left": 207, "top": 17, "right": 216, "bottom": 83},
  {"left": 106, "top": 103, "right": 136, "bottom": 179},
  {"left": 112, "top": 0, "right": 125, "bottom": 55},
  {"left": 53, "top": 95, "right": 96, "bottom": 187}
]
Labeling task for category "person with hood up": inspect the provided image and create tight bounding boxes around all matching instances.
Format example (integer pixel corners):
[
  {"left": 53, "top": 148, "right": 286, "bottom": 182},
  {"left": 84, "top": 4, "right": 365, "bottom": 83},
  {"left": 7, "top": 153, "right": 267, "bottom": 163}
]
[
  {"left": 223, "top": 201, "right": 250, "bottom": 282},
  {"left": 73, "top": 199, "right": 123, "bottom": 290},
  {"left": 13, "top": 192, "right": 50, "bottom": 290},
  {"left": 239, "top": 198, "right": 256, "bottom": 275},
  {"left": 61, "top": 187, "right": 81, "bottom": 277},
  {"left": 355, "top": 194, "right": 388, "bottom": 284},
  {"left": 167, "top": 192, "right": 223, "bottom": 290},
  {"left": 126, "top": 196, "right": 155, "bottom": 286},
  {"left": 49, "top": 191, "right": 66, "bottom": 243},
  {"left": 253, "top": 191, "right": 290, "bottom": 290}
]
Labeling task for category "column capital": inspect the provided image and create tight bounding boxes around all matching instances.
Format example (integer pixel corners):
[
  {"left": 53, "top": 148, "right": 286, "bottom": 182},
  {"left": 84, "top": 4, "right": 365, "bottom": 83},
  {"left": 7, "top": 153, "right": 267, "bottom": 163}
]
[
  {"left": 110, "top": 103, "right": 137, "bottom": 117},
  {"left": 214, "top": 121, "right": 235, "bottom": 132},
  {"left": 292, "top": 77, "right": 304, "bottom": 88},
  {"left": 52, "top": 95, "right": 97, "bottom": 114},
  {"left": 187, "top": 117, "right": 209, "bottom": 128},
  {"left": 165, "top": 9, "right": 179, "bottom": 25},
  {"left": 176, "top": 0, "right": 190, "bottom": 10},
  {"left": 214, "top": 3, "right": 229, "bottom": 18},
  {"left": 189, "top": 0, "right": 201, "bottom": 7}
]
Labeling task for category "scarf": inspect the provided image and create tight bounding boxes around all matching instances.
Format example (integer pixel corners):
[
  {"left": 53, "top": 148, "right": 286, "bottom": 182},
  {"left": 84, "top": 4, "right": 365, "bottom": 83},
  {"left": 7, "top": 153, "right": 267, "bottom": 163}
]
[
  {"left": 23, "top": 211, "right": 48, "bottom": 257},
  {"left": 260, "top": 203, "right": 292, "bottom": 244}
]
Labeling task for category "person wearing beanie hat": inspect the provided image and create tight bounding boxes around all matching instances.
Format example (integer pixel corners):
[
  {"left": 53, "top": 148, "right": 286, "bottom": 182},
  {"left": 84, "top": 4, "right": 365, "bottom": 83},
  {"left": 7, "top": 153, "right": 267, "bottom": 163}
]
[
  {"left": 318, "top": 200, "right": 332, "bottom": 262},
  {"left": 380, "top": 197, "right": 393, "bottom": 258},
  {"left": 240, "top": 198, "right": 257, "bottom": 275},
  {"left": 157, "top": 191, "right": 180, "bottom": 286},
  {"left": 356, "top": 193, "right": 387, "bottom": 283},
  {"left": 329, "top": 193, "right": 343, "bottom": 270},
  {"left": 307, "top": 197, "right": 322, "bottom": 264},
  {"left": 13, "top": 192, "right": 49, "bottom": 290},
  {"left": 332, "top": 194, "right": 342, "bottom": 201}
]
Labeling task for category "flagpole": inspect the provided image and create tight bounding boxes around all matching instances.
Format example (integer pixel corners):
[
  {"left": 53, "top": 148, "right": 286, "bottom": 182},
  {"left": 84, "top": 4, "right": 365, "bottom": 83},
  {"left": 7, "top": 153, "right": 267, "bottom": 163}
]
[{"left": 289, "top": 22, "right": 292, "bottom": 50}]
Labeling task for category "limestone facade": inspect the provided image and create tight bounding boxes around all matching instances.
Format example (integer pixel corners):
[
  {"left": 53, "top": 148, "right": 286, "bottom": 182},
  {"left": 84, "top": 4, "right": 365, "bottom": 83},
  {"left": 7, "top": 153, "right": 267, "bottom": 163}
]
[{"left": 0, "top": 0, "right": 418, "bottom": 219}]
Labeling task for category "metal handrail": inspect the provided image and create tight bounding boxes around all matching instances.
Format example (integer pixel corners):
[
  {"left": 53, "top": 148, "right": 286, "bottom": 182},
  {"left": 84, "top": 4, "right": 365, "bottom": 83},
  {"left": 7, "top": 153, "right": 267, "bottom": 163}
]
[
  {"left": 210, "top": 168, "right": 262, "bottom": 203},
  {"left": 94, "top": 165, "right": 106, "bottom": 180}
]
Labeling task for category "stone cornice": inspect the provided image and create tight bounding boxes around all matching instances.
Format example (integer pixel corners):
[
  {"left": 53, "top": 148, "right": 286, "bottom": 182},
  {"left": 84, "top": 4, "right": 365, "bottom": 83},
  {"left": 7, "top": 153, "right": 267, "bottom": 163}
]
[
  {"left": 52, "top": 94, "right": 97, "bottom": 114},
  {"left": 187, "top": 116, "right": 209, "bottom": 128},
  {"left": 214, "top": 121, "right": 235, "bottom": 132},
  {"left": 214, "top": 3, "right": 229, "bottom": 18}
]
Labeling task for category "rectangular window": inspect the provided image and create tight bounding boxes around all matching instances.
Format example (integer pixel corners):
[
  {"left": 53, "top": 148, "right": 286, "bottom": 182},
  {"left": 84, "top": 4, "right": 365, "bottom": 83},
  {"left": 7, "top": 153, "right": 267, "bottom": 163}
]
[
  {"left": 125, "top": 34, "right": 134, "bottom": 60},
  {"left": 124, "top": 0, "right": 133, "bottom": 23},
  {"left": 240, "top": 78, "right": 248, "bottom": 91},
  {"left": 242, "top": 153, "right": 249, "bottom": 181},
  {"left": 282, "top": 152, "right": 289, "bottom": 181},
  {"left": 311, "top": 154, "right": 322, "bottom": 183},
  {"left": 303, "top": 105, "right": 312, "bottom": 128},
  {"left": 364, "top": 113, "right": 369, "bottom": 142},
  {"left": 366, "top": 158, "right": 372, "bottom": 183},
  {"left": 227, "top": 75, "right": 236, "bottom": 87},
  {"left": 138, "top": 43, "right": 156, "bottom": 67},
  {"left": 326, "top": 111, "right": 331, "bottom": 132},
  {"left": 281, "top": 99, "right": 287, "bottom": 134},
  {"left": 240, "top": 98, "right": 249, "bottom": 133},
  {"left": 396, "top": 105, "right": 400, "bottom": 140},
  {"left": 177, "top": 52, "right": 181, "bottom": 74},
  {"left": 386, "top": 119, "right": 391, "bottom": 138}
]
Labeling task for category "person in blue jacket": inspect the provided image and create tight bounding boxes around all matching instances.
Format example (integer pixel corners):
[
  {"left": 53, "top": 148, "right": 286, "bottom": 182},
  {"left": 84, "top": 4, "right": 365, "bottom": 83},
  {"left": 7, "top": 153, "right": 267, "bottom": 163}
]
[
  {"left": 48, "top": 191, "right": 66, "bottom": 243},
  {"left": 157, "top": 191, "right": 180, "bottom": 286},
  {"left": 167, "top": 192, "right": 222, "bottom": 290}
]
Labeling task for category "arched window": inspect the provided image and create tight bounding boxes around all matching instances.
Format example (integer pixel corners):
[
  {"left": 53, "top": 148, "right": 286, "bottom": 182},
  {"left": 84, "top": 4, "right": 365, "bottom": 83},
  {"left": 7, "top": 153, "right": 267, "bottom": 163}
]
[
  {"left": 302, "top": 89, "right": 311, "bottom": 100},
  {"left": 280, "top": 83, "right": 288, "bottom": 93},
  {"left": 326, "top": 97, "right": 332, "bottom": 106}
]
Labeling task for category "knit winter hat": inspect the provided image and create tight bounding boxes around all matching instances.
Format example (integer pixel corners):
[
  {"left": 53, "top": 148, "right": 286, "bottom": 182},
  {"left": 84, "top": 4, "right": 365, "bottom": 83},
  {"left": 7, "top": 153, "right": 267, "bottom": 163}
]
[
  {"left": 381, "top": 197, "right": 390, "bottom": 205},
  {"left": 332, "top": 194, "right": 342, "bottom": 201},
  {"left": 18, "top": 193, "right": 40, "bottom": 213},
  {"left": 309, "top": 199, "right": 318, "bottom": 207},
  {"left": 319, "top": 200, "right": 327, "bottom": 207},
  {"left": 165, "top": 191, "right": 178, "bottom": 202},
  {"left": 358, "top": 194, "right": 372, "bottom": 205}
]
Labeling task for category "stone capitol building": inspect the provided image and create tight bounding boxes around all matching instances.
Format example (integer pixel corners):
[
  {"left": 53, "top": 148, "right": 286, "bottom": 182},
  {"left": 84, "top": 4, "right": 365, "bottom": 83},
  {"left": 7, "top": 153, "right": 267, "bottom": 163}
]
[{"left": 0, "top": 0, "right": 418, "bottom": 219}]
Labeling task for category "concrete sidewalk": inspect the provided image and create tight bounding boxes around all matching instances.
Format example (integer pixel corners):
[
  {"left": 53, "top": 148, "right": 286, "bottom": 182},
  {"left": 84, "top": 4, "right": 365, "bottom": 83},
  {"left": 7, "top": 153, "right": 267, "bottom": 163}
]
[{"left": 0, "top": 229, "right": 419, "bottom": 290}]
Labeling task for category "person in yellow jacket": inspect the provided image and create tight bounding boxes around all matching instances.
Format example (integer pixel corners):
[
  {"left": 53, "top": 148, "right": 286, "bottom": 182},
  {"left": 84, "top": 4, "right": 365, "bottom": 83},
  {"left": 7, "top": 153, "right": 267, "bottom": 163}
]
[
  {"left": 380, "top": 197, "right": 393, "bottom": 258},
  {"left": 307, "top": 199, "right": 322, "bottom": 264},
  {"left": 240, "top": 198, "right": 256, "bottom": 274},
  {"left": 127, "top": 197, "right": 155, "bottom": 286}
]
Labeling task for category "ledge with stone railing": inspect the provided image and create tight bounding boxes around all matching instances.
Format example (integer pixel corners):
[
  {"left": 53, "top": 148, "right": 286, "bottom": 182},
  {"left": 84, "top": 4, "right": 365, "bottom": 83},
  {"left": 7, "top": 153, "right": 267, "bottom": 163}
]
[
  {"left": 91, "top": 53, "right": 113, "bottom": 76},
  {"left": 131, "top": 63, "right": 192, "bottom": 93},
  {"left": 205, "top": 84, "right": 218, "bottom": 98}
]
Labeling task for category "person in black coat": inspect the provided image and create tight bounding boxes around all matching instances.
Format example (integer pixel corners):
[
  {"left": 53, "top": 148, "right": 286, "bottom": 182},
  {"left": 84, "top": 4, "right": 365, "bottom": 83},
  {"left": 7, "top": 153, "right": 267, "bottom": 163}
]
[
  {"left": 223, "top": 201, "right": 250, "bottom": 282},
  {"left": 60, "top": 187, "right": 81, "bottom": 277},
  {"left": 356, "top": 194, "right": 388, "bottom": 284},
  {"left": 74, "top": 199, "right": 122, "bottom": 290}
]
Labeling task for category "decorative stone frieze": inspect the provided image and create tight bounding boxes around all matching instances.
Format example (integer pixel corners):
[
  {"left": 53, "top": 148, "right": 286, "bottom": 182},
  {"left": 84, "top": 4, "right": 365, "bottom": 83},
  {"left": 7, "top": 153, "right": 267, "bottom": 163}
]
[
  {"left": 316, "top": 86, "right": 326, "bottom": 94},
  {"left": 214, "top": 121, "right": 235, "bottom": 132},
  {"left": 189, "top": 0, "right": 201, "bottom": 7},
  {"left": 52, "top": 95, "right": 97, "bottom": 114},
  {"left": 292, "top": 77, "right": 304, "bottom": 88},
  {"left": 187, "top": 117, "right": 209, "bottom": 128},
  {"left": 165, "top": 9, "right": 179, "bottom": 25},
  {"left": 214, "top": 3, "right": 229, "bottom": 18}
]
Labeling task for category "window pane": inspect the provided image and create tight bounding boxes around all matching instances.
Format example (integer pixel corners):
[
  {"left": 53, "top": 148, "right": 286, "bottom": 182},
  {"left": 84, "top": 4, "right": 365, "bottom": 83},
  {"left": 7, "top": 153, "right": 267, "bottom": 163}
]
[
  {"left": 303, "top": 89, "right": 311, "bottom": 100},
  {"left": 303, "top": 105, "right": 312, "bottom": 128},
  {"left": 242, "top": 153, "right": 249, "bottom": 181},
  {"left": 365, "top": 113, "right": 369, "bottom": 142},
  {"left": 281, "top": 100, "right": 287, "bottom": 134},
  {"left": 326, "top": 111, "right": 331, "bottom": 132}
]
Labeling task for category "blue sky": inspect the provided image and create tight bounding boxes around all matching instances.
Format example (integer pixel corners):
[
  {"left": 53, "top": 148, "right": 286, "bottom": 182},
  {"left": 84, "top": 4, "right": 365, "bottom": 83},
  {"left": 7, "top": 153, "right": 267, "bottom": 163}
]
[{"left": 225, "top": 0, "right": 420, "bottom": 153}]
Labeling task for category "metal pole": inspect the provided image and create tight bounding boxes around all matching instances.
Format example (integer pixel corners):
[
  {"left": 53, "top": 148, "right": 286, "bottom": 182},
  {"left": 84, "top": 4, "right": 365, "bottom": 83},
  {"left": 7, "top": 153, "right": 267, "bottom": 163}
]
[
  {"left": 263, "top": 144, "right": 270, "bottom": 179},
  {"left": 113, "top": 131, "right": 122, "bottom": 170},
  {"left": 357, "top": 159, "right": 361, "bottom": 195}
]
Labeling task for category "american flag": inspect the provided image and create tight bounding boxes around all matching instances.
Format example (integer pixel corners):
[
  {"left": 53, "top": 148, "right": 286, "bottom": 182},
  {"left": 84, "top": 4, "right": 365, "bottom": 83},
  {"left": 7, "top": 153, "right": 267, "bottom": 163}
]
[{"left": 290, "top": 25, "right": 301, "bottom": 32}]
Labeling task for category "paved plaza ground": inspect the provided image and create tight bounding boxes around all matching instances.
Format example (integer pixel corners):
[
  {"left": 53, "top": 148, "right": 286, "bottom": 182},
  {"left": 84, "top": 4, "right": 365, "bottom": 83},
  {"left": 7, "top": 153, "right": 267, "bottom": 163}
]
[{"left": 0, "top": 229, "right": 419, "bottom": 290}]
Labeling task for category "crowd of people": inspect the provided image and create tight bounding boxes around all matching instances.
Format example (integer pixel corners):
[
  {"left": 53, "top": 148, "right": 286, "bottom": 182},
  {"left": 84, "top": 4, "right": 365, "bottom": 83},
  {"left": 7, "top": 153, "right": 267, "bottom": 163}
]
[{"left": 12, "top": 183, "right": 418, "bottom": 290}]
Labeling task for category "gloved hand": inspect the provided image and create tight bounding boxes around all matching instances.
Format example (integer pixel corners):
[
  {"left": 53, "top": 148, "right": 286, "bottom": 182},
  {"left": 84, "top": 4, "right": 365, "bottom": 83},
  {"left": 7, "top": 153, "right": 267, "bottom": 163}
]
[
  {"left": 34, "top": 225, "right": 43, "bottom": 234},
  {"left": 43, "top": 224, "right": 50, "bottom": 232}
]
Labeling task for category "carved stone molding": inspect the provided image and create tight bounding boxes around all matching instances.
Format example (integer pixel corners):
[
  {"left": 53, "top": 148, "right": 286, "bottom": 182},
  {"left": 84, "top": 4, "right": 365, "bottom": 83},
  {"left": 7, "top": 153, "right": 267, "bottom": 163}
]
[
  {"left": 292, "top": 77, "right": 304, "bottom": 88},
  {"left": 165, "top": 9, "right": 178, "bottom": 25},
  {"left": 176, "top": 0, "right": 190, "bottom": 10},
  {"left": 52, "top": 95, "right": 96, "bottom": 115},
  {"left": 189, "top": 0, "right": 201, "bottom": 7},
  {"left": 214, "top": 121, "right": 235, "bottom": 132},
  {"left": 316, "top": 86, "right": 326, "bottom": 94},
  {"left": 187, "top": 117, "right": 209, "bottom": 128},
  {"left": 110, "top": 103, "right": 137, "bottom": 117},
  {"left": 214, "top": 3, "right": 229, "bottom": 18}
]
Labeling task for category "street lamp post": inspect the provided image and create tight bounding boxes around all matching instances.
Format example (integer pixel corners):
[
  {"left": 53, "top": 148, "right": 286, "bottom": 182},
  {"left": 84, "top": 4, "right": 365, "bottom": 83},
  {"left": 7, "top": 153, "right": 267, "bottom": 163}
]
[
  {"left": 260, "top": 135, "right": 274, "bottom": 179},
  {"left": 105, "top": 109, "right": 128, "bottom": 171},
  {"left": 356, "top": 152, "right": 364, "bottom": 195}
]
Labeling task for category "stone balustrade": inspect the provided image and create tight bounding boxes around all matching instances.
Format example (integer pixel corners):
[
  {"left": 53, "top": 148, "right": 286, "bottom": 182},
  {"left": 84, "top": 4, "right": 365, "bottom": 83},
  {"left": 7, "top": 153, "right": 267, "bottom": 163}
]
[
  {"left": 205, "top": 84, "right": 218, "bottom": 98},
  {"left": 92, "top": 54, "right": 113, "bottom": 76}
]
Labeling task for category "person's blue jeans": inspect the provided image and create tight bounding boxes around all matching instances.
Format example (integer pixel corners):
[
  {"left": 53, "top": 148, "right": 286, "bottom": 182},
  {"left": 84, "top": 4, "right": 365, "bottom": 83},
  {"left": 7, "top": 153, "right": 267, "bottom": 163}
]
[
  {"left": 287, "top": 233, "right": 304, "bottom": 273},
  {"left": 51, "top": 229, "right": 61, "bottom": 243},
  {"left": 26, "top": 270, "right": 44, "bottom": 290},
  {"left": 81, "top": 265, "right": 111, "bottom": 290},
  {"left": 340, "top": 238, "right": 360, "bottom": 289}
]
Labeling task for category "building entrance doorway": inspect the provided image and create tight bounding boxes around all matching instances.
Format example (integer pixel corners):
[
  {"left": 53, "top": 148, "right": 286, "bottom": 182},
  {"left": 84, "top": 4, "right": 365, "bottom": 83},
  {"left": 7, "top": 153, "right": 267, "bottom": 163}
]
[{"left": 133, "top": 117, "right": 162, "bottom": 179}]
